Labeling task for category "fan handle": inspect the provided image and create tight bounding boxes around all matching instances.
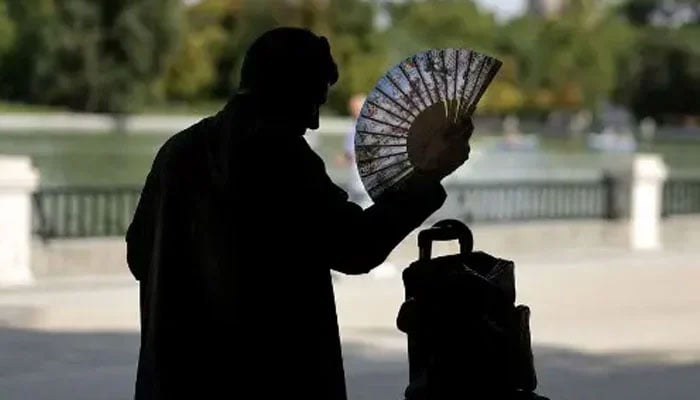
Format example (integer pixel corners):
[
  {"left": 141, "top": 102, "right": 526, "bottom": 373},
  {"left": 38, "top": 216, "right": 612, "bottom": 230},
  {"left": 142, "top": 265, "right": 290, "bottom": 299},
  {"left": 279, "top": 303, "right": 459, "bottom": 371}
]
[{"left": 418, "top": 219, "right": 473, "bottom": 261}]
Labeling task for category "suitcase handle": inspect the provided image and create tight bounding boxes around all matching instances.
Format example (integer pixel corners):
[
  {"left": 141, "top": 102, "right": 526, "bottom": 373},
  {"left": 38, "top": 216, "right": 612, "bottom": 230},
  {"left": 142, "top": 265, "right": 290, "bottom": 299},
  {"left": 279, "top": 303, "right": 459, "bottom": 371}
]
[{"left": 418, "top": 219, "right": 473, "bottom": 261}]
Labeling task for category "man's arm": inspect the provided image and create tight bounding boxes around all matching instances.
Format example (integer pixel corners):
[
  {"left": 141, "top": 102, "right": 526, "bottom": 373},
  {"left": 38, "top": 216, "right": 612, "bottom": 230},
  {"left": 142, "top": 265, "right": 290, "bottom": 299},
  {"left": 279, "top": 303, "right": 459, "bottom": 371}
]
[
  {"left": 331, "top": 175, "right": 446, "bottom": 274},
  {"left": 315, "top": 170, "right": 447, "bottom": 275},
  {"left": 126, "top": 169, "right": 158, "bottom": 281},
  {"left": 126, "top": 143, "right": 170, "bottom": 282}
]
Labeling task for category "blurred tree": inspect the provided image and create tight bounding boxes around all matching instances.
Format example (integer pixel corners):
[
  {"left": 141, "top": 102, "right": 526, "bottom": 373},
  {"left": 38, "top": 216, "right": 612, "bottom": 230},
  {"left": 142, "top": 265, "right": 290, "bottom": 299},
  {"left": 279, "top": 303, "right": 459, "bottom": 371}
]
[
  {"left": 0, "top": 0, "right": 15, "bottom": 99},
  {"left": 165, "top": 0, "right": 386, "bottom": 115},
  {"left": 624, "top": 0, "right": 699, "bottom": 27},
  {"left": 478, "top": 55, "right": 527, "bottom": 115},
  {"left": 553, "top": 1, "right": 635, "bottom": 109},
  {"left": 2, "top": 0, "right": 181, "bottom": 113},
  {"left": 0, "top": 0, "right": 55, "bottom": 101},
  {"left": 0, "top": 0, "right": 14, "bottom": 58},
  {"left": 159, "top": 0, "right": 231, "bottom": 100},
  {"left": 386, "top": 0, "right": 497, "bottom": 57},
  {"left": 167, "top": 0, "right": 327, "bottom": 100},
  {"left": 384, "top": 0, "right": 517, "bottom": 115},
  {"left": 615, "top": 0, "right": 700, "bottom": 121},
  {"left": 379, "top": 0, "right": 637, "bottom": 116},
  {"left": 324, "top": 0, "right": 387, "bottom": 114},
  {"left": 207, "top": 0, "right": 282, "bottom": 98},
  {"left": 487, "top": 1, "right": 636, "bottom": 115}
]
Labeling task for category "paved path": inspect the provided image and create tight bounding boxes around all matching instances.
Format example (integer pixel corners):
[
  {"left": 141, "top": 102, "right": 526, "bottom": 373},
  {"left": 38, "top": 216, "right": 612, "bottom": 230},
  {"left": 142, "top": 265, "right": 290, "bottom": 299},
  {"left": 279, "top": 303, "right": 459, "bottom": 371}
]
[{"left": 1, "top": 249, "right": 699, "bottom": 399}]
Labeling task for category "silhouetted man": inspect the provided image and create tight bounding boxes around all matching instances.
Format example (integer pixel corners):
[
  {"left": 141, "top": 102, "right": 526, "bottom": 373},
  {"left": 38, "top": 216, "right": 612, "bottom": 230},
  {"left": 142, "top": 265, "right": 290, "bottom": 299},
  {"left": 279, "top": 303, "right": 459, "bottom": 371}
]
[{"left": 126, "top": 27, "right": 465, "bottom": 399}]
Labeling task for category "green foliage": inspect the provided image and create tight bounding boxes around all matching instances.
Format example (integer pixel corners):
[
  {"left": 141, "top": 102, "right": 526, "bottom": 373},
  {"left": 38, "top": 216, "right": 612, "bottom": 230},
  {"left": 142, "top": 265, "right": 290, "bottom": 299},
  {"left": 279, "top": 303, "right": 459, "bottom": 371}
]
[
  {"left": 161, "top": 0, "right": 387, "bottom": 114},
  {"left": 387, "top": 0, "right": 497, "bottom": 56},
  {"left": 616, "top": 26, "right": 700, "bottom": 121},
  {"left": 1, "top": 0, "right": 56, "bottom": 101},
  {"left": 159, "top": 1, "right": 228, "bottom": 100},
  {"left": 615, "top": 0, "right": 700, "bottom": 120},
  {"left": 0, "top": 0, "right": 697, "bottom": 119},
  {"left": 489, "top": 1, "right": 636, "bottom": 114},
  {"left": 164, "top": 0, "right": 317, "bottom": 100},
  {"left": 383, "top": 0, "right": 637, "bottom": 114},
  {"left": 324, "top": 0, "right": 388, "bottom": 113},
  {"left": 0, "top": 0, "right": 14, "bottom": 56},
  {"left": 2, "top": 0, "right": 181, "bottom": 113}
]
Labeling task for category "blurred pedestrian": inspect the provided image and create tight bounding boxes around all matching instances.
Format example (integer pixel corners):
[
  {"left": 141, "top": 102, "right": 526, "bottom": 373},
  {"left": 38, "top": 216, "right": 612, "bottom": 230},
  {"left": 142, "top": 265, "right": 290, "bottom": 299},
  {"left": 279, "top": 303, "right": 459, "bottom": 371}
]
[{"left": 337, "top": 93, "right": 372, "bottom": 208}]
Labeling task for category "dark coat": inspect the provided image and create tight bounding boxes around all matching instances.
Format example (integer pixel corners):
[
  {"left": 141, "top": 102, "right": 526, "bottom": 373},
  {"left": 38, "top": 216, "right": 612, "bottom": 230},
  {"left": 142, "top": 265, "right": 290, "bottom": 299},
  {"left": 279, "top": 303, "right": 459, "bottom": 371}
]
[{"left": 126, "top": 96, "right": 446, "bottom": 399}]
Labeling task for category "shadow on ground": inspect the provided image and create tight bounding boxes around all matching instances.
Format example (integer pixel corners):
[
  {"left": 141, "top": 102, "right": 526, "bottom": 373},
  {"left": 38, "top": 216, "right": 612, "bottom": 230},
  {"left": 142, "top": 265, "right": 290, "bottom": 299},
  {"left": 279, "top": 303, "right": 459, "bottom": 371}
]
[{"left": 0, "top": 327, "right": 698, "bottom": 400}]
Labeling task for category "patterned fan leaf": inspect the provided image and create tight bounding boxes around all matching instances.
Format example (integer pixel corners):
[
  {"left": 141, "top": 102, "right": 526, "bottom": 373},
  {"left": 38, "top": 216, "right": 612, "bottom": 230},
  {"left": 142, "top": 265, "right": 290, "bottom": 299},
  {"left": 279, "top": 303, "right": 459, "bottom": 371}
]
[
  {"left": 443, "top": 48, "right": 459, "bottom": 108},
  {"left": 428, "top": 49, "right": 451, "bottom": 105},
  {"left": 454, "top": 49, "right": 474, "bottom": 116},
  {"left": 357, "top": 152, "right": 409, "bottom": 177},
  {"left": 397, "top": 57, "right": 432, "bottom": 111},
  {"left": 386, "top": 67, "right": 425, "bottom": 113},
  {"left": 362, "top": 159, "right": 414, "bottom": 198},
  {"left": 415, "top": 51, "right": 440, "bottom": 105},
  {"left": 368, "top": 77, "right": 419, "bottom": 119},
  {"left": 462, "top": 56, "right": 501, "bottom": 116},
  {"left": 367, "top": 167, "right": 415, "bottom": 199},
  {"left": 356, "top": 146, "right": 407, "bottom": 163},
  {"left": 355, "top": 133, "right": 406, "bottom": 147},
  {"left": 356, "top": 47, "right": 502, "bottom": 201},
  {"left": 356, "top": 115, "right": 409, "bottom": 136},
  {"left": 363, "top": 85, "right": 418, "bottom": 122},
  {"left": 362, "top": 102, "right": 413, "bottom": 129},
  {"left": 355, "top": 142, "right": 407, "bottom": 166}
]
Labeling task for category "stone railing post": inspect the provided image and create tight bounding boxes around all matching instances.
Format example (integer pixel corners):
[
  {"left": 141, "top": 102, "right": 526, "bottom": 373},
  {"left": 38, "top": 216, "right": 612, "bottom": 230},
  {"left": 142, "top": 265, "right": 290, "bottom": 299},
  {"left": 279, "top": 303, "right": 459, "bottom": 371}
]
[
  {"left": 0, "top": 155, "right": 39, "bottom": 287},
  {"left": 630, "top": 154, "right": 668, "bottom": 250}
]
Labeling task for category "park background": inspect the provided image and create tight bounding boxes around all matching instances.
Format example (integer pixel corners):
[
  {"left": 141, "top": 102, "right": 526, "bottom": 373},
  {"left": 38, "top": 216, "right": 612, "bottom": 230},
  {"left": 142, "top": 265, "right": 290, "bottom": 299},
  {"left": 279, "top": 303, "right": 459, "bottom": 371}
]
[{"left": 0, "top": 1, "right": 699, "bottom": 399}]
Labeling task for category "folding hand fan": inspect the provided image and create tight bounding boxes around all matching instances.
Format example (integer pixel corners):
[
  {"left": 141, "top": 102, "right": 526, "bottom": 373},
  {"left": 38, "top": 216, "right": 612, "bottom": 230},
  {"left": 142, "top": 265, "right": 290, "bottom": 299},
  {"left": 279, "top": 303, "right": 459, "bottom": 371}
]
[{"left": 354, "top": 48, "right": 502, "bottom": 200}]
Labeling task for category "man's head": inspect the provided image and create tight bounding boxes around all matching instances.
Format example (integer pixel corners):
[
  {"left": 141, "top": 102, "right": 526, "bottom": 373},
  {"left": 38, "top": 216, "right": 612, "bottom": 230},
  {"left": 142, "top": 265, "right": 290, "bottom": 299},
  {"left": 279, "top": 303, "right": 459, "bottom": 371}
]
[{"left": 238, "top": 27, "right": 339, "bottom": 131}]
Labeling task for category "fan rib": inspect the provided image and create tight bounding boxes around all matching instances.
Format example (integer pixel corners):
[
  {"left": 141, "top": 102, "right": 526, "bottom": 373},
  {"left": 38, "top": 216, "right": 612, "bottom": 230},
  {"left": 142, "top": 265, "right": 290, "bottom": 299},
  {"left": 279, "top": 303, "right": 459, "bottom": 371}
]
[
  {"left": 437, "top": 51, "right": 450, "bottom": 104},
  {"left": 442, "top": 50, "right": 453, "bottom": 115},
  {"left": 356, "top": 130, "right": 407, "bottom": 139},
  {"left": 365, "top": 100, "right": 414, "bottom": 126},
  {"left": 442, "top": 50, "right": 449, "bottom": 96},
  {"left": 367, "top": 166, "right": 415, "bottom": 195},
  {"left": 427, "top": 52, "right": 445, "bottom": 104},
  {"left": 456, "top": 50, "right": 474, "bottom": 111},
  {"left": 355, "top": 143, "right": 406, "bottom": 148},
  {"left": 452, "top": 50, "right": 458, "bottom": 113},
  {"left": 357, "top": 151, "right": 408, "bottom": 164},
  {"left": 461, "top": 56, "right": 488, "bottom": 116},
  {"left": 397, "top": 64, "right": 428, "bottom": 110},
  {"left": 359, "top": 114, "right": 409, "bottom": 132},
  {"left": 467, "top": 60, "right": 501, "bottom": 116},
  {"left": 360, "top": 158, "right": 410, "bottom": 179},
  {"left": 374, "top": 87, "right": 419, "bottom": 119},
  {"left": 385, "top": 74, "right": 423, "bottom": 113},
  {"left": 414, "top": 55, "right": 436, "bottom": 104}
]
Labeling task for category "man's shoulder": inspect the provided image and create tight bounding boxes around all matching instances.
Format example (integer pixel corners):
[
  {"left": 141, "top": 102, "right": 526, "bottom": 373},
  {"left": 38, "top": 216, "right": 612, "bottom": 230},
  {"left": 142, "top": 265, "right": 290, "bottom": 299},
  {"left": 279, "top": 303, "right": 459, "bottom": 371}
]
[
  {"left": 144, "top": 116, "right": 218, "bottom": 188},
  {"left": 149, "top": 116, "right": 222, "bottom": 174},
  {"left": 161, "top": 117, "right": 216, "bottom": 159}
]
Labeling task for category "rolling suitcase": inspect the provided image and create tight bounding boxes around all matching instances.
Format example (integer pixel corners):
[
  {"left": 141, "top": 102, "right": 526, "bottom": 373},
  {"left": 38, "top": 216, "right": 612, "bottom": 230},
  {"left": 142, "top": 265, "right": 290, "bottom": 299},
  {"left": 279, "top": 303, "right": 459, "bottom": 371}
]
[{"left": 396, "top": 219, "right": 548, "bottom": 400}]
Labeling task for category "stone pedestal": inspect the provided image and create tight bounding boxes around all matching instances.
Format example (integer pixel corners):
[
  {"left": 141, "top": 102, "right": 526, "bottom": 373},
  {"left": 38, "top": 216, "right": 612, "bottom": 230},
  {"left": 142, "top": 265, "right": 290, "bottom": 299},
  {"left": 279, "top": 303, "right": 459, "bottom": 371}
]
[
  {"left": 0, "top": 156, "right": 39, "bottom": 287},
  {"left": 630, "top": 154, "right": 667, "bottom": 250}
]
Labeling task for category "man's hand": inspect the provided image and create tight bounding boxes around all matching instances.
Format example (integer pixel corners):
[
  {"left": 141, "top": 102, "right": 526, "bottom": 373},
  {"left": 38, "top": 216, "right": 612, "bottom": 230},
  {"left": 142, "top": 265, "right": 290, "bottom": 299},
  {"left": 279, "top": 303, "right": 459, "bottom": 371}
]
[
  {"left": 435, "top": 116, "right": 473, "bottom": 180},
  {"left": 408, "top": 116, "right": 474, "bottom": 183}
]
